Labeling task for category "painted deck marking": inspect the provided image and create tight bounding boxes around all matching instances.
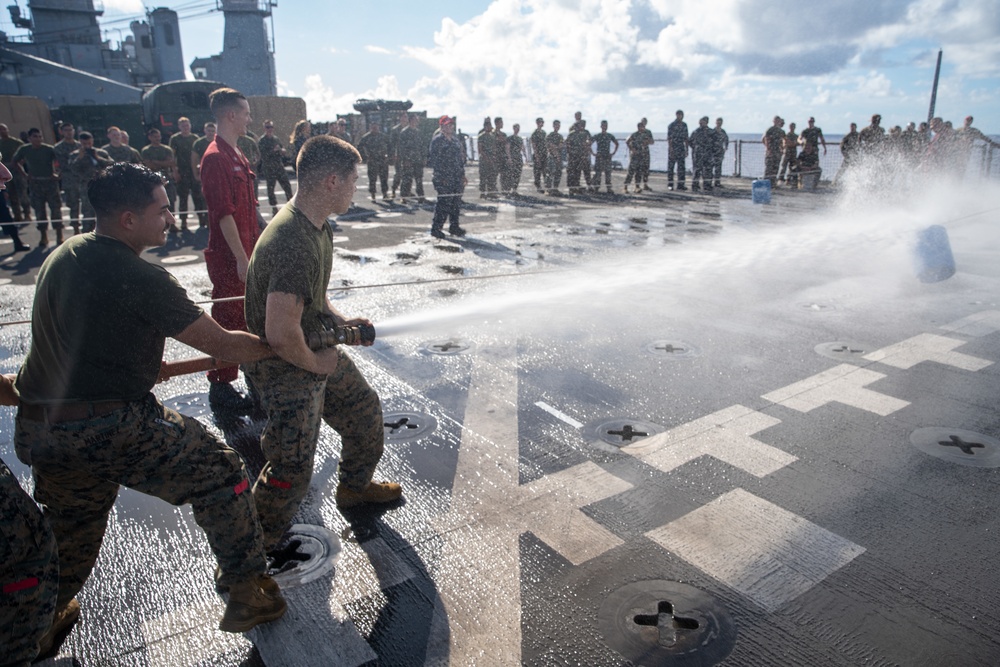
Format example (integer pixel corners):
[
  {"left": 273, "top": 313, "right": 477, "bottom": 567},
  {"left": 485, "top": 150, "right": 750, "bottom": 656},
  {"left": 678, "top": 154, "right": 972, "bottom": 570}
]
[
  {"left": 428, "top": 339, "right": 631, "bottom": 664},
  {"left": 862, "top": 333, "right": 993, "bottom": 371},
  {"left": 762, "top": 364, "right": 909, "bottom": 416},
  {"left": 939, "top": 310, "right": 1000, "bottom": 337},
  {"left": 535, "top": 401, "right": 584, "bottom": 428},
  {"left": 622, "top": 404, "right": 795, "bottom": 478},
  {"left": 647, "top": 488, "right": 865, "bottom": 612}
]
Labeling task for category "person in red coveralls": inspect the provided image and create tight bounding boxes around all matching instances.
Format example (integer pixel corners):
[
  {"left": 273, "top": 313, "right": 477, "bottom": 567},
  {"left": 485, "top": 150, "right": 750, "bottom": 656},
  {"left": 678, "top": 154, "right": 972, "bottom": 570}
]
[{"left": 200, "top": 87, "right": 261, "bottom": 413}]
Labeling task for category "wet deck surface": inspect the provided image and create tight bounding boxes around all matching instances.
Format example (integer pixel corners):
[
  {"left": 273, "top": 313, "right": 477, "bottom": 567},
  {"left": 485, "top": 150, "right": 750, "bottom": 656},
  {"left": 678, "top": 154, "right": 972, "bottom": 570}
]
[{"left": 2, "top": 172, "right": 1000, "bottom": 666}]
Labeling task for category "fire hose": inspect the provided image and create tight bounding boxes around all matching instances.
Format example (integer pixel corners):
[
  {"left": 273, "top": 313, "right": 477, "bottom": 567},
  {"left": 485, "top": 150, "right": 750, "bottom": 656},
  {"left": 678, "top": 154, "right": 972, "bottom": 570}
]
[
  {"left": 155, "top": 323, "right": 377, "bottom": 381},
  {"left": 0, "top": 323, "right": 377, "bottom": 407}
]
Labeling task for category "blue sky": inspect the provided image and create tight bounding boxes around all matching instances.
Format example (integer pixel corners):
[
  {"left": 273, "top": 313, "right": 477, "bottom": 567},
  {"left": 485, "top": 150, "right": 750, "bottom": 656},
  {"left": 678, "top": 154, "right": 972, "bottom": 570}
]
[{"left": 4, "top": 0, "right": 998, "bottom": 134}]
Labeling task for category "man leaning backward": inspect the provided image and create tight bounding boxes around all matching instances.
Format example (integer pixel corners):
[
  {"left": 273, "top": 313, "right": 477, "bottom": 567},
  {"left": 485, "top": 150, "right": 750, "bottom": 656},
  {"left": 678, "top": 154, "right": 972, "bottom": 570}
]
[
  {"left": 244, "top": 134, "right": 402, "bottom": 553},
  {"left": 13, "top": 163, "right": 287, "bottom": 653}
]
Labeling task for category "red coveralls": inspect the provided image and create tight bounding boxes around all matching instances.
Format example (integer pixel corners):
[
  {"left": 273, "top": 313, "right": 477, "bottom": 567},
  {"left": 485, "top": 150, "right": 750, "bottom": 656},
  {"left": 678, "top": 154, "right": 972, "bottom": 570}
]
[{"left": 200, "top": 136, "right": 261, "bottom": 384}]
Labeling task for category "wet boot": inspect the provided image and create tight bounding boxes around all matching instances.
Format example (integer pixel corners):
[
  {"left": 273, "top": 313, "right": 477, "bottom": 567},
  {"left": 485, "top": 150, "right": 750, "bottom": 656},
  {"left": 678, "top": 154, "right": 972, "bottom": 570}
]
[
  {"left": 218, "top": 575, "right": 287, "bottom": 633},
  {"left": 36, "top": 598, "right": 81, "bottom": 658},
  {"left": 336, "top": 480, "right": 403, "bottom": 509}
]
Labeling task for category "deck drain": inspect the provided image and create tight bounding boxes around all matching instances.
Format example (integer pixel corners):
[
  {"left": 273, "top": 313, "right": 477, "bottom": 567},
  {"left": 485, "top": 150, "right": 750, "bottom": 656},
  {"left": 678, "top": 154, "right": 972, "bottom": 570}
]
[
  {"left": 909, "top": 427, "right": 1000, "bottom": 468},
  {"left": 160, "top": 254, "right": 200, "bottom": 265},
  {"left": 421, "top": 339, "right": 473, "bottom": 355},
  {"left": 646, "top": 340, "right": 701, "bottom": 358},
  {"left": 587, "top": 418, "right": 664, "bottom": 449},
  {"left": 161, "top": 392, "right": 212, "bottom": 418},
  {"left": 599, "top": 580, "right": 736, "bottom": 666},
  {"left": 814, "top": 341, "right": 872, "bottom": 362},
  {"left": 383, "top": 411, "right": 438, "bottom": 443},
  {"left": 267, "top": 524, "right": 341, "bottom": 589},
  {"left": 375, "top": 212, "right": 402, "bottom": 218}
]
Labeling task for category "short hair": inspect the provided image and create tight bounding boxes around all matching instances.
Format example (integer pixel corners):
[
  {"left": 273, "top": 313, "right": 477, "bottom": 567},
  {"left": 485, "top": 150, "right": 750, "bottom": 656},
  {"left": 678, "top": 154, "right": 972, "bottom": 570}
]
[
  {"left": 27, "top": 128, "right": 41, "bottom": 137},
  {"left": 536, "top": 117, "right": 544, "bottom": 123},
  {"left": 178, "top": 116, "right": 190, "bottom": 124},
  {"left": 494, "top": 117, "right": 503, "bottom": 125},
  {"left": 107, "top": 125, "right": 121, "bottom": 134},
  {"left": 88, "top": 163, "right": 166, "bottom": 222},
  {"left": 209, "top": 87, "right": 247, "bottom": 117},
  {"left": 296, "top": 135, "right": 361, "bottom": 187},
  {"left": 78, "top": 131, "right": 93, "bottom": 141},
  {"left": 147, "top": 127, "right": 161, "bottom": 136}
]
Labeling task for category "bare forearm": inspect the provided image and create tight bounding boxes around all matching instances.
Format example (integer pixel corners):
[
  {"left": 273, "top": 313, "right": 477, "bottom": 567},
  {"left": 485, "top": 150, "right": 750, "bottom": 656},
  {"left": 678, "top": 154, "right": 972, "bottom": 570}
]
[{"left": 174, "top": 314, "right": 271, "bottom": 363}]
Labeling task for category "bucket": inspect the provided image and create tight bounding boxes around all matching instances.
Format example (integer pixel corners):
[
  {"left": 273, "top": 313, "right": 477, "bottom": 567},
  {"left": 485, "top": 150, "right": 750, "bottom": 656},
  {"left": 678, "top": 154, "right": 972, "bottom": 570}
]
[
  {"left": 800, "top": 172, "right": 819, "bottom": 191},
  {"left": 751, "top": 179, "right": 771, "bottom": 204},
  {"left": 914, "top": 225, "right": 956, "bottom": 283}
]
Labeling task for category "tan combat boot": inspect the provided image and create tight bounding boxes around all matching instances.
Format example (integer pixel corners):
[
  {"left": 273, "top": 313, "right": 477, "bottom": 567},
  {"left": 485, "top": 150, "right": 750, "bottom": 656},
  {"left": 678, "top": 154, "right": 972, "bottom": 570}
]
[
  {"left": 218, "top": 575, "right": 287, "bottom": 633},
  {"left": 36, "top": 598, "right": 81, "bottom": 657},
  {"left": 335, "top": 480, "right": 403, "bottom": 509}
]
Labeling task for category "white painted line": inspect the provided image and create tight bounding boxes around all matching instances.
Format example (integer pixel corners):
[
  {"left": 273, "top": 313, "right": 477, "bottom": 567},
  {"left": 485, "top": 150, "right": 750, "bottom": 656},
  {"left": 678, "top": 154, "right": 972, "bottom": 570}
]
[
  {"left": 622, "top": 404, "right": 795, "bottom": 478},
  {"left": 647, "top": 488, "right": 865, "bottom": 612},
  {"left": 429, "top": 339, "right": 632, "bottom": 662},
  {"left": 939, "top": 310, "right": 1000, "bottom": 337},
  {"left": 520, "top": 461, "right": 631, "bottom": 565},
  {"left": 863, "top": 333, "right": 993, "bottom": 371},
  {"left": 762, "top": 364, "right": 909, "bottom": 416},
  {"left": 535, "top": 401, "right": 584, "bottom": 428}
]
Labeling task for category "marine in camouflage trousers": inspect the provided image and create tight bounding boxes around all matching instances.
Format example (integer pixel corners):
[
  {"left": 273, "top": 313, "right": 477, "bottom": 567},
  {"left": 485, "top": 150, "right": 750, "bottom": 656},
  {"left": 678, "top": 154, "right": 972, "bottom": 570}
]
[
  {"left": 14, "top": 394, "right": 268, "bottom": 609},
  {"left": 246, "top": 347, "right": 385, "bottom": 550},
  {"left": 0, "top": 458, "right": 57, "bottom": 667}
]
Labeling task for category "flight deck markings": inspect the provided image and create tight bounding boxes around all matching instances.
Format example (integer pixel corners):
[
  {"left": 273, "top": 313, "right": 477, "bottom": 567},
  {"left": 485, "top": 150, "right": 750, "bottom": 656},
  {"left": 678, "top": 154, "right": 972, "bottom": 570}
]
[
  {"left": 762, "top": 364, "right": 909, "bottom": 416},
  {"left": 862, "top": 333, "right": 992, "bottom": 371}
]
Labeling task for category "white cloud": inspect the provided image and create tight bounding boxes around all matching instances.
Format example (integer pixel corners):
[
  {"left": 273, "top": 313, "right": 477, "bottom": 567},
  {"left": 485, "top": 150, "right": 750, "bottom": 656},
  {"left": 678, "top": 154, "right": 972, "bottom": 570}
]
[
  {"left": 303, "top": 0, "right": 1000, "bottom": 131},
  {"left": 302, "top": 74, "right": 403, "bottom": 120},
  {"left": 365, "top": 45, "right": 395, "bottom": 55}
]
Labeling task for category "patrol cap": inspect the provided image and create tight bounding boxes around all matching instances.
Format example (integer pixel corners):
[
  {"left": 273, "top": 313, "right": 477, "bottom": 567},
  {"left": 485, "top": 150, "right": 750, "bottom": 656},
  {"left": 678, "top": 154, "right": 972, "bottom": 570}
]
[{"left": 439, "top": 115, "right": 455, "bottom": 126}]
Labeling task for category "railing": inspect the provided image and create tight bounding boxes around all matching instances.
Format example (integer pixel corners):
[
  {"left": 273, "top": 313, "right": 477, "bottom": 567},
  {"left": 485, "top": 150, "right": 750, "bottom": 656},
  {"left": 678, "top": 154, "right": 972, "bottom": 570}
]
[{"left": 604, "top": 140, "right": 1000, "bottom": 181}]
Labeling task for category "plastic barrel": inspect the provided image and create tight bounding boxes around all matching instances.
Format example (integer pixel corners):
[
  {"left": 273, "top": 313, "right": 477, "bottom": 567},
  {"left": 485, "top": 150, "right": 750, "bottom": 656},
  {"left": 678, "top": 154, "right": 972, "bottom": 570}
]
[
  {"left": 914, "top": 225, "right": 956, "bottom": 283},
  {"left": 751, "top": 179, "right": 771, "bottom": 204}
]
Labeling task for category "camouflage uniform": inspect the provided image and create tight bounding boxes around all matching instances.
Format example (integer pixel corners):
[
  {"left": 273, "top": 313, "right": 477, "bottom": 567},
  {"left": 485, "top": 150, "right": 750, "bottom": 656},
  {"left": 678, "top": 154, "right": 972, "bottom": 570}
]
[
  {"left": 15, "top": 398, "right": 266, "bottom": 607},
  {"left": 0, "top": 458, "right": 57, "bottom": 667},
  {"left": 246, "top": 352, "right": 384, "bottom": 548},
  {"left": 530, "top": 125, "right": 548, "bottom": 191},
  {"left": 14, "top": 233, "right": 268, "bottom": 609},
  {"left": 545, "top": 128, "right": 564, "bottom": 191},
  {"left": 244, "top": 205, "right": 386, "bottom": 549},
  {"left": 53, "top": 139, "right": 82, "bottom": 227}
]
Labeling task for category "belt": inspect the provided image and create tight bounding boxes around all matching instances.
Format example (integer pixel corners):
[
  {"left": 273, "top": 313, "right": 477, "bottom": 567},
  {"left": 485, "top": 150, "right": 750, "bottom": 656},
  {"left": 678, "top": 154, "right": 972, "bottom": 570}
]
[{"left": 19, "top": 400, "right": 130, "bottom": 424}]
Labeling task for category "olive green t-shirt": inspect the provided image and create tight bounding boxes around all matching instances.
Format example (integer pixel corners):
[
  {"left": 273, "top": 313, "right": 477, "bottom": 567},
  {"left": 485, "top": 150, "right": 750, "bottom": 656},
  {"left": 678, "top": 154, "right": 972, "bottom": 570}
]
[
  {"left": 15, "top": 234, "right": 203, "bottom": 404},
  {"left": 245, "top": 204, "right": 333, "bottom": 340},
  {"left": 12, "top": 143, "right": 57, "bottom": 178},
  {"left": 168, "top": 132, "right": 198, "bottom": 178},
  {"left": 0, "top": 136, "right": 23, "bottom": 164}
]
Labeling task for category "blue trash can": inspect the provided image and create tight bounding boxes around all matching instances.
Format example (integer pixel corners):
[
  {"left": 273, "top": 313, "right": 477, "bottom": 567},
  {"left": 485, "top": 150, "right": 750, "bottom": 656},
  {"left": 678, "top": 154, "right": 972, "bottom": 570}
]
[
  {"left": 914, "top": 225, "right": 956, "bottom": 283},
  {"left": 752, "top": 179, "right": 771, "bottom": 204}
]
